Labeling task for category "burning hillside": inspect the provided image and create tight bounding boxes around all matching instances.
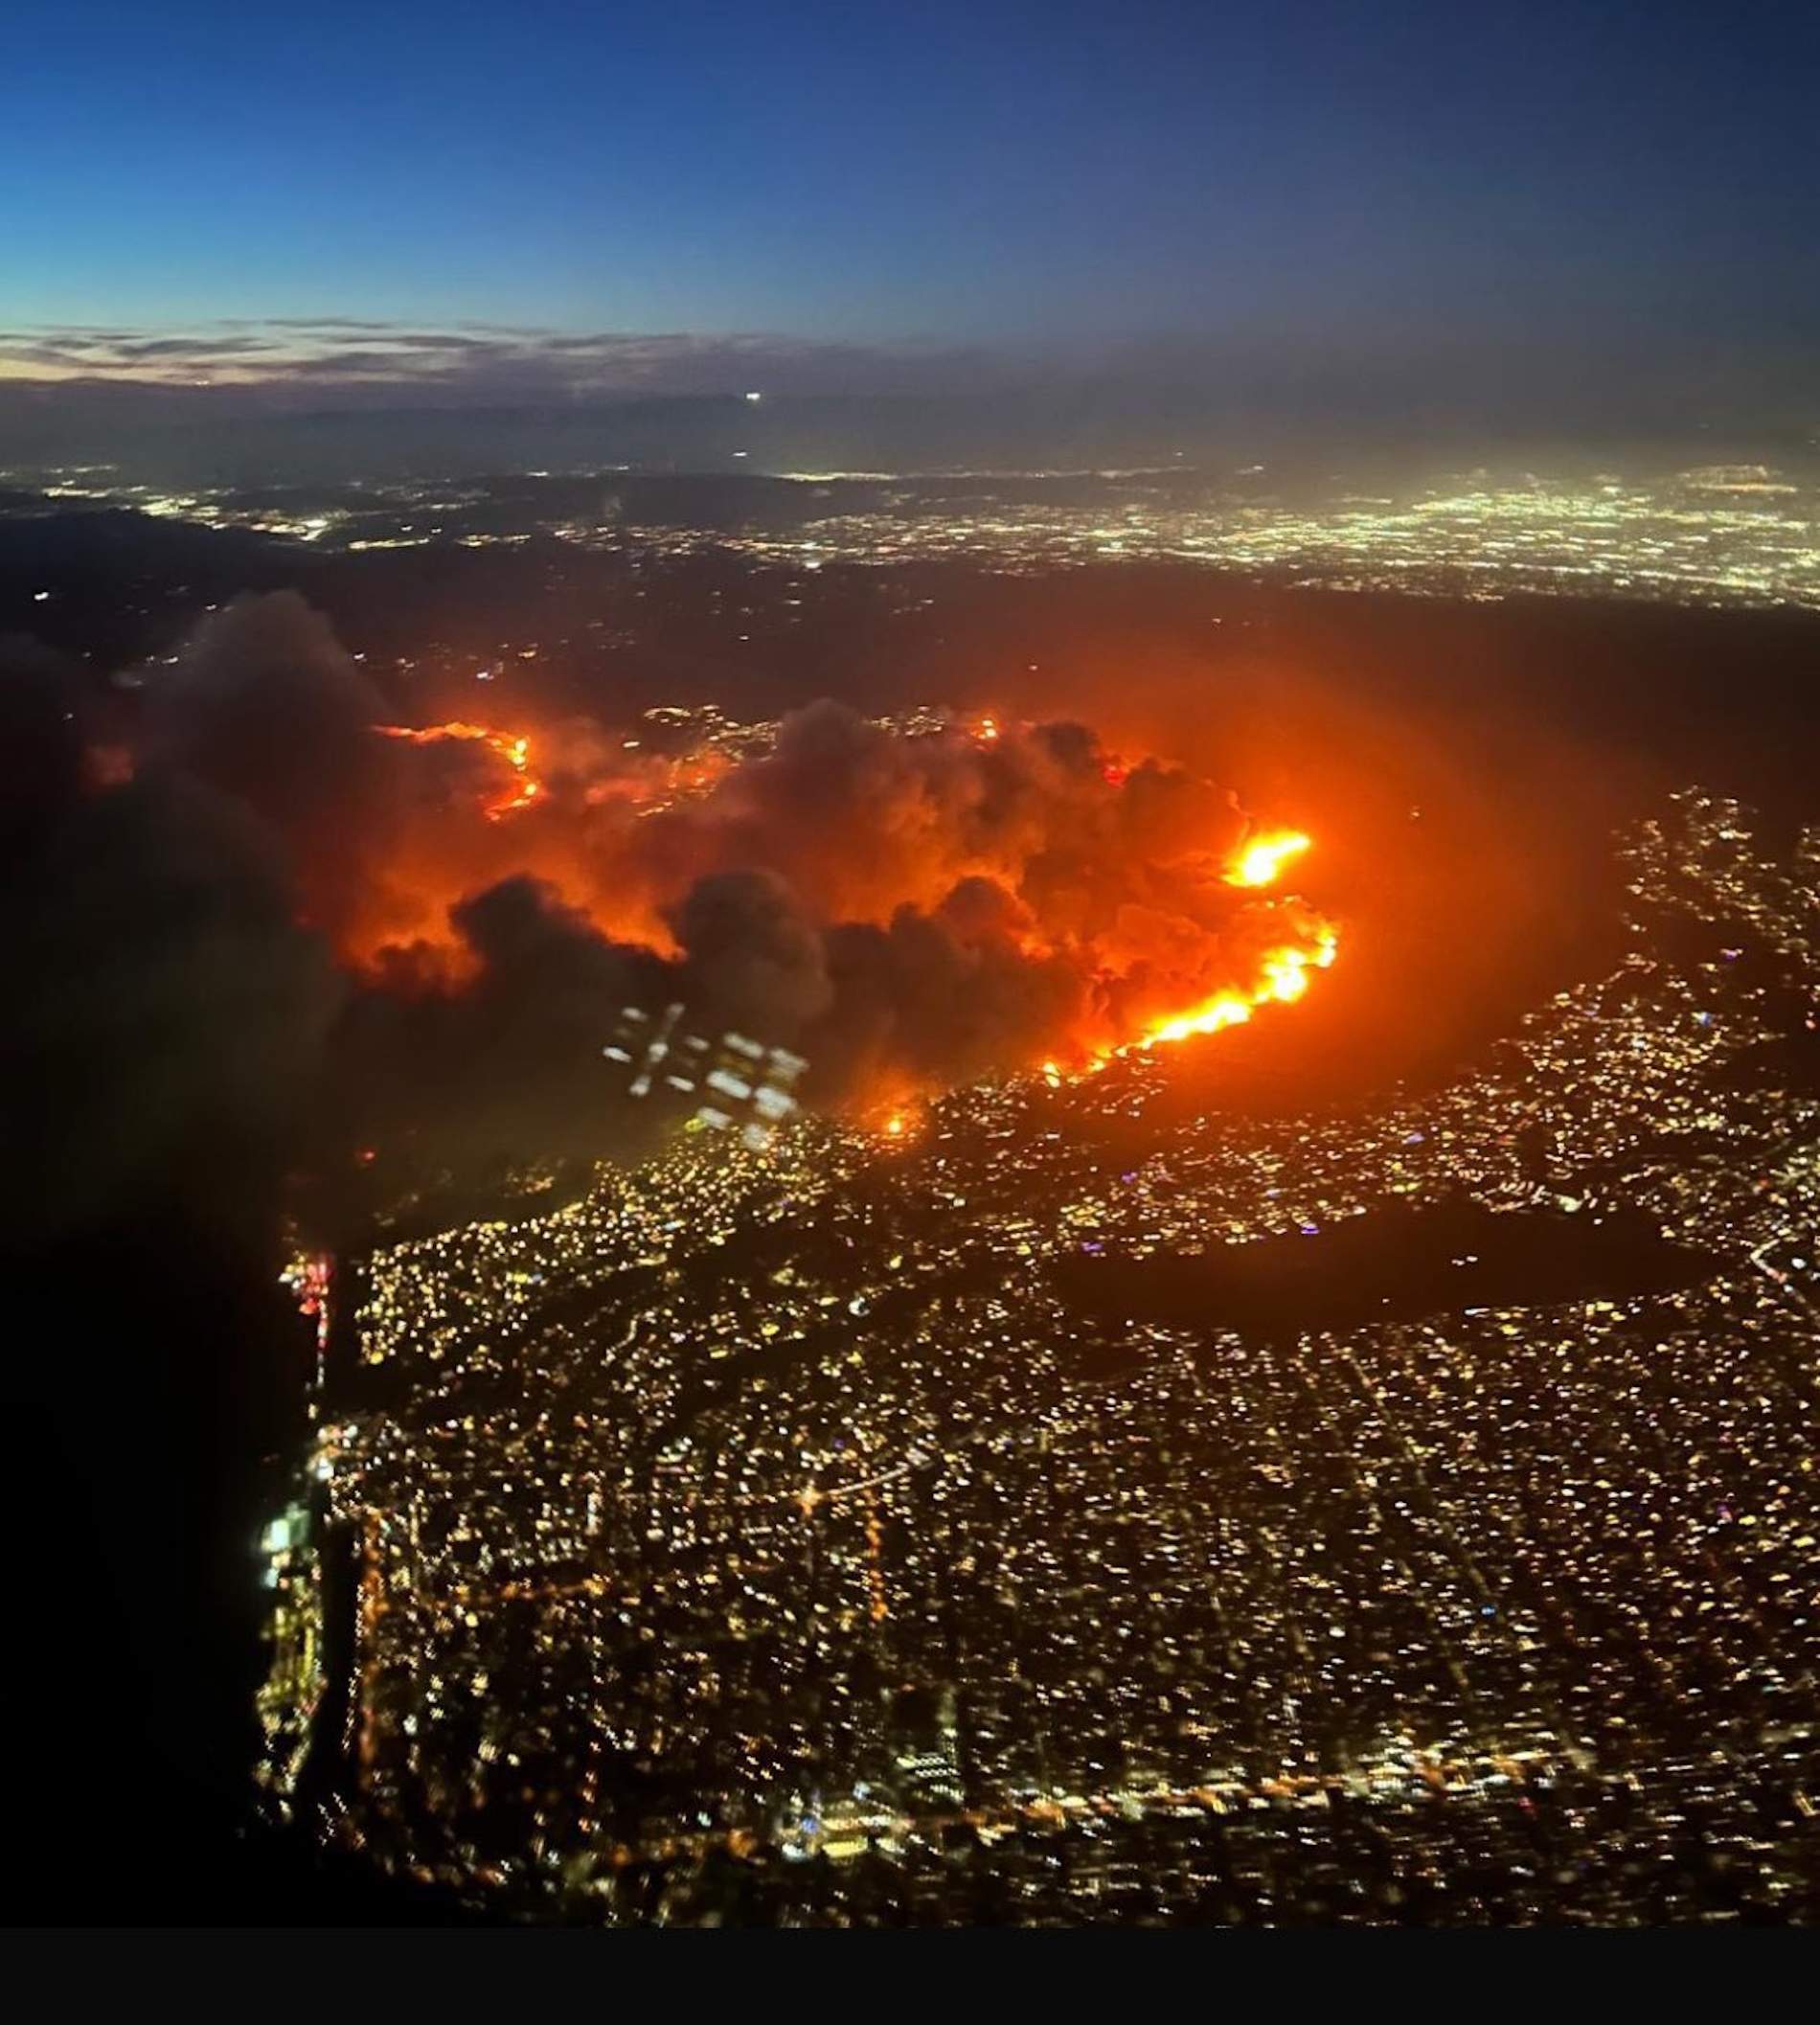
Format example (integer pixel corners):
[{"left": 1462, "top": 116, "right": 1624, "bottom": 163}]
[{"left": 42, "top": 591, "right": 1339, "bottom": 1196}]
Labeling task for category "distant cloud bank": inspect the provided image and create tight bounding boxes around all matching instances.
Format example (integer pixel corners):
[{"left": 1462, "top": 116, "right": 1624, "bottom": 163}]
[
  {"left": 0, "top": 319, "right": 1006, "bottom": 406},
  {"left": 0, "top": 318, "right": 1810, "bottom": 466}
]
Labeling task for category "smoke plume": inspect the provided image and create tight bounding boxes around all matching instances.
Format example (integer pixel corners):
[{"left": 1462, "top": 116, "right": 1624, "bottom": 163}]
[{"left": 6, "top": 593, "right": 1334, "bottom": 1224}]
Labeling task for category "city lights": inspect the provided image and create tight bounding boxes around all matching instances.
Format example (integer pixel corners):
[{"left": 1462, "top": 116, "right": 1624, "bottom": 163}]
[{"left": 255, "top": 790, "right": 1820, "bottom": 1923}]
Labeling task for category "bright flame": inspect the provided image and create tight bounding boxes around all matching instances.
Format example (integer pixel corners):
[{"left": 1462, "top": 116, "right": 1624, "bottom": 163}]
[
  {"left": 1227, "top": 830, "right": 1310, "bottom": 888},
  {"left": 1141, "top": 923, "right": 1338, "bottom": 1051},
  {"left": 375, "top": 721, "right": 542, "bottom": 820},
  {"left": 1145, "top": 991, "right": 1256, "bottom": 1047},
  {"left": 1135, "top": 835, "right": 1338, "bottom": 1054},
  {"left": 1260, "top": 948, "right": 1310, "bottom": 1004},
  {"left": 361, "top": 713, "right": 1338, "bottom": 1104}
]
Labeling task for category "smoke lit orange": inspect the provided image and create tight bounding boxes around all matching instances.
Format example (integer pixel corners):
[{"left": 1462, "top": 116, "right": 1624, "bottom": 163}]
[
  {"left": 353, "top": 698, "right": 1338, "bottom": 1105},
  {"left": 1139, "top": 921, "right": 1338, "bottom": 1051},
  {"left": 375, "top": 721, "right": 542, "bottom": 820},
  {"left": 1226, "top": 829, "right": 1311, "bottom": 888},
  {"left": 1126, "top": 831, "right": 1335, "bottom": 1049}
]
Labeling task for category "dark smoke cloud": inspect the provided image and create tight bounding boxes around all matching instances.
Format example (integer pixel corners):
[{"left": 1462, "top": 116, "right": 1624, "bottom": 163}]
[
  {"left": 5, "top": 593, "right": 1323, "bottom": 1228},
  {"left": 811, "top": 902, "right": 1089, "bottom": 1098},
  {"left": 671, "top": 869, "right": 833, "bottom": 1034},
  {"left": 327, "top": 877, "right": 672, "bottom": 1185},
  {"left": 147, "top": 590, "right": 398, "bottom": 944},
  {"left": 0, "top": 632, "right": 86, "bottom": 852},
  {"left": 0, "top": 626, "right": 339, "bottom": 1245}
]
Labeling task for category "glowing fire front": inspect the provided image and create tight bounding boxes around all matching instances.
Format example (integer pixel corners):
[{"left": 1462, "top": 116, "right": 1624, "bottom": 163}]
[
  {"left": 1137, "top": 829, "right": 1335, "bottom": 1051},
  {"left": 374, "top": 721, "right": 542, "bottom": 820},
  {"left": 872, "top": 827, "right": 1339, "bottom": 1134},
  {"left": 1140, "top": 924, "right": 1338, "bottom": 1048},
  {"left": 362, "top": 711, "right": 1337, "bottom": 1128},
  {"left": 1226, "top": 829, "right": 1311, "bottom": 889}
]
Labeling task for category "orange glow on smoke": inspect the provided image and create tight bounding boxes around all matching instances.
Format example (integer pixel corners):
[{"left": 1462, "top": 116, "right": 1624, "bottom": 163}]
[
  {"left": 1139, "top": 922, "right": 1338, "bottom": 1050},
  {"left": 345, "top": 709, "right": 1338, "bottom": 1100},
  {"left": 868, "top": 1088, "right": 926, "bottom": 1140},
  {"left": 1118, "top": 833, "right": 1335, "bottom": 1055},
  {"left": 83, "top": 743, "right": 135, "bottom": 791},
  {"left": 1227, "top": 829, "right": 1311, "bottom": 888},
  {"left": 375, "top": 721, "right": 543, "bottom": 820}
]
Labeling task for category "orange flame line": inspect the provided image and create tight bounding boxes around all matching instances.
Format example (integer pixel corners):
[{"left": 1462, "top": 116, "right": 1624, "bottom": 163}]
[{"left": 374, "top": 721, "right": 542, "bottom": 821}]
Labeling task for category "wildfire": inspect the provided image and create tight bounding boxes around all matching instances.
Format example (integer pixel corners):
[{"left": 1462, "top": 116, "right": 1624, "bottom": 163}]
[
  {"left": 1227, "top": 829, "right": 1310, "bottom": 889},
  {"left": 1140, "top": 926, "right": 1338, "bottom": 1049},
  {"left": 359, "top": 700, "right": 1338, "bottom": 1108},
  {"left": 1134, "top": 830, "right": 1336, "bottom": 1047},
  {"left": 870, "top": 1095, "right": 924, "bottom": 1141},
  {"left": 1144, "top": 991, "right": 1257, "bottom": 1047},
  {"left": 374, "top": 721, "right": 542, "bottom": 820}
]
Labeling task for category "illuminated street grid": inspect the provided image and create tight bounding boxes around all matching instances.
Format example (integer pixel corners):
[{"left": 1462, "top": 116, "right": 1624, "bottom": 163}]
[
  {"left": 13, "top": 463, "right": 1820, "bottom": 610},
  {"left": 695, "top": 468, "right": 1820, "bottom": 611},
  {"left": 259, "top": 793, "right": 1820, "bottom": 1922}
]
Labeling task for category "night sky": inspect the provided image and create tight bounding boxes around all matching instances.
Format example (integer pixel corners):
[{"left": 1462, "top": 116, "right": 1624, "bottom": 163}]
[{"left": 7, "top": 0, "right": 1816, "bottom": 414}]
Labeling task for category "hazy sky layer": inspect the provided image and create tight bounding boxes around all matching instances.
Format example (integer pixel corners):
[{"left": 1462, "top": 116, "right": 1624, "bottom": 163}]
[{"left": 6, "top": 0, "right": 1816, "bottom": 416}]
